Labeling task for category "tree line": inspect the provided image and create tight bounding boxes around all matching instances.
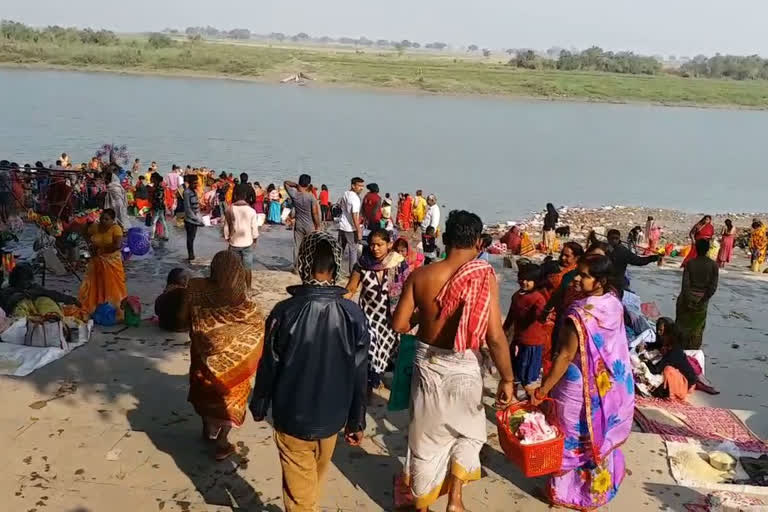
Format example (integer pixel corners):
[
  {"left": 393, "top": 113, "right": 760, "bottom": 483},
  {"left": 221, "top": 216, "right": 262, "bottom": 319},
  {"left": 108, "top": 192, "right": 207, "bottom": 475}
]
[
  {"left": 6, "top": 20, "right": 768, "bottom": 82},
  {"left": 1, "top": 20, "right": 118, "bottom": 46},
  {"left": 679, "top": 54, "right": 768, "bottom": 80}
]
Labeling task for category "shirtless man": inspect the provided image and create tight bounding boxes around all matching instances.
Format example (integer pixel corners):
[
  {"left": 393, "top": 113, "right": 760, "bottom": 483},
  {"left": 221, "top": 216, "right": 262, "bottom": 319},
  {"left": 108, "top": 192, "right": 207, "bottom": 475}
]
[{"left": 393, "top": 209, "right": 515, "bottom": 512}]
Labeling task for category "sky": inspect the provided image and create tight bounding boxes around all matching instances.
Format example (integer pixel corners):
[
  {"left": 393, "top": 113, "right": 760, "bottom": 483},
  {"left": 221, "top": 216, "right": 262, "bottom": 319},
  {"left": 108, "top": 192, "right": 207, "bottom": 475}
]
[{"left": 3, "top": 0, "right": 766, "bottom": 57}]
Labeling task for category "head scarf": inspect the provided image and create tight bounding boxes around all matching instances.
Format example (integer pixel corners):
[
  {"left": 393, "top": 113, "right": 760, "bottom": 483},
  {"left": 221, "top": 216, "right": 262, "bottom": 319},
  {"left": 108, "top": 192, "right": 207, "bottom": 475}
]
[
  {"left": 189, "top": 250, "right": 248, "bottom": 308},
  {"left": 297, "top": 230, "right": 342, "bottom": 286},
  {"left": 358, "top": 248, "right": 404, "bottom": 272}
]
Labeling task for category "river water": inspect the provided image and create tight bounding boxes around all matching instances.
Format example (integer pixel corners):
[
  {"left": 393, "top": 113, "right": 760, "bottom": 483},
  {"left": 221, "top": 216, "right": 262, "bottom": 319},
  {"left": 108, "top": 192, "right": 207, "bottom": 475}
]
[{"left": 1, "top": 68, "right": 767, "bottom": 223}]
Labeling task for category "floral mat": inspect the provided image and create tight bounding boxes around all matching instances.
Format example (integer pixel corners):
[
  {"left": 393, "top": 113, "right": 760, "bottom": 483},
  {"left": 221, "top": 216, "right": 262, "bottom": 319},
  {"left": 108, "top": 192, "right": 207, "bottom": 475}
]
[{"left": 634, "top": 397, "right": 768, "bottom": 453}]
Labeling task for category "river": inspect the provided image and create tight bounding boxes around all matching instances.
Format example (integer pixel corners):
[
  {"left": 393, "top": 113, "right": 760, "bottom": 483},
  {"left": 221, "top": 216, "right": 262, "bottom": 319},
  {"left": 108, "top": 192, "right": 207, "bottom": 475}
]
[{"left": 1, "top": 68, "right": 767, "bottom": 223}]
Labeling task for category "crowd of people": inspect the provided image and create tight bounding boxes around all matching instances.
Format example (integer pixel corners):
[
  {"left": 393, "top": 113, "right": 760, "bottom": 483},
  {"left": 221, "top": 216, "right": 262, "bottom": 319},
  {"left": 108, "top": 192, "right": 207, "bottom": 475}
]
[{"left": 0, "top": 154, "right": 762, "bottom": 512}]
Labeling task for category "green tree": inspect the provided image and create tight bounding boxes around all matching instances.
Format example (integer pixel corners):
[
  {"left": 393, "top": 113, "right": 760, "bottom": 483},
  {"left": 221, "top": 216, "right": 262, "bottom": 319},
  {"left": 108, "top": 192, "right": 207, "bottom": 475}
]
[{"left": 148, "top": 32, "right": 174, "bottom": 49}]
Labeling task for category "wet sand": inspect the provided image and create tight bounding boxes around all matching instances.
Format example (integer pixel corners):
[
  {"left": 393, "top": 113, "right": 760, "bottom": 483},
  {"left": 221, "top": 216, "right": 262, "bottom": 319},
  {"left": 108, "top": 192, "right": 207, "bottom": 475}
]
[{"left": 0, "top": 221, "right": 766, "bottom": 511}]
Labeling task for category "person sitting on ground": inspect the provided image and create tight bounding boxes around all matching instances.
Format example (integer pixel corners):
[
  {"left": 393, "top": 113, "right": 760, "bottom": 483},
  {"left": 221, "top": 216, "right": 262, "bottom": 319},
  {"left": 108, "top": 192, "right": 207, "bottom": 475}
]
[
  {"left": 422, "top": 226, "right": 438, "bottom": 264},
  {"left": 134, "top": 175, "right": 150, "bottom": 212},
  {"left": 503, "top": 263, "right": 549, "bottom": 397},
  {"left": 0, "top": 264, "right": 78, "bottom": 317},
  {"left": 607, "top": 229, "right": 660, "bottom": 289},
  {"left": 250, "top": 231, "right": 369, "bottom": 512},
  {"left": 154, "top": 268, "right": 190, "bottom": 332},
  {"left": 500, "top": 225, "right": 522, "bottom": 254},
  {"left": 638, "top": 317, "right": 698, "bottom": 401}
]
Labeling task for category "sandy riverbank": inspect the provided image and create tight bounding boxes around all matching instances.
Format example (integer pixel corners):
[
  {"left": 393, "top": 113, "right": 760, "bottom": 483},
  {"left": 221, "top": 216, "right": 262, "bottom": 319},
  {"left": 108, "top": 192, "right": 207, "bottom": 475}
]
[{"left": 0, "top": 219, "right": 766, "bottom": 510}]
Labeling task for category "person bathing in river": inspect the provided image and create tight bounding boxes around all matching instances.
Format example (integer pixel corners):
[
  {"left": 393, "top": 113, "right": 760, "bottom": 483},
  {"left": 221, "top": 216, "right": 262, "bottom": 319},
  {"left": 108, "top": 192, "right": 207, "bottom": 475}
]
[
  {"left": 155, "top": 268, "right": 190, "bottom": 332},
  {"left": 391, "top": 210, "right": 515, "bottom": 512}
]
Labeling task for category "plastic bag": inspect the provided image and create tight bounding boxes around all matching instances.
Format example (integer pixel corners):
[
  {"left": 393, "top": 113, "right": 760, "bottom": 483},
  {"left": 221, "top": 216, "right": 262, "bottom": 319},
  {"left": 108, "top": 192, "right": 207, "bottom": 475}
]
[
  {"left": 388, "top": 334, "right": 417, "bottom": 411},
  {"left": 92, "top": 303, "right": 117, "bottom": 326},
  {"left": 121, "top": 296, "right": 141, "bottom": 327}
]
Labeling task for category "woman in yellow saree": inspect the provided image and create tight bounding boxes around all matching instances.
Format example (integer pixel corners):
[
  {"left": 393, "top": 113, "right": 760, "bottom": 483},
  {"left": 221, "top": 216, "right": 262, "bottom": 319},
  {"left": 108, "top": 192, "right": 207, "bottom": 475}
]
[
  {"left": 749, "top": 220, "right": 767, "bottom": 273},
  {"left": 183, "top": 250, "right": 265, "bottom": 460},
  {"left": 78, "top": 208, "right": 127, "bottom": 316}
]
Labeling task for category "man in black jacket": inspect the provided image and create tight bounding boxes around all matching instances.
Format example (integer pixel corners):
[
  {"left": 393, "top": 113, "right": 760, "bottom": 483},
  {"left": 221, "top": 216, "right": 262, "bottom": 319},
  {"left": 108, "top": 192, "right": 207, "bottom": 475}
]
[
  {"left": 250, "top": 231, "right": 369, "bottom": 512},
  {"left": 607, "top": 229, "right": 660, "bottom": 289}
]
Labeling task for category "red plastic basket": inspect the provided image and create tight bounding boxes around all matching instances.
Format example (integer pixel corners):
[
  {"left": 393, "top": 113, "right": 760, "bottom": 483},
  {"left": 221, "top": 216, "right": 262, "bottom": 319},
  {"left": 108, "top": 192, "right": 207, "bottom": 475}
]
[{"left": 496, "top": 400, "right": 564, "bottom": 477}]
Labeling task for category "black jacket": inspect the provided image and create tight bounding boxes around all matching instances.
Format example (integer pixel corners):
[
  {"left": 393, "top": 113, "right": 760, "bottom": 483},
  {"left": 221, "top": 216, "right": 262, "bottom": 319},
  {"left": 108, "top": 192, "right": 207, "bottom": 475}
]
[
  {"left": 609, "top": 244, "right": 659, "bottom": 287},
  {"left": 250, "top": 285, "right": 369, "bottom": 440}
]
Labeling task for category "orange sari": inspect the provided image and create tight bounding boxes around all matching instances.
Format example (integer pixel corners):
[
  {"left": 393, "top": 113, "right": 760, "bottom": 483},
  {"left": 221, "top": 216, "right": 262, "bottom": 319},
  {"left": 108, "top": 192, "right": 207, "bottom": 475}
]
[
  {"left": 78, "top": 224, "right": 127, "bottom": 315},
  {"left": 185, "top": 251, "right": 264, "bottom": 428}
]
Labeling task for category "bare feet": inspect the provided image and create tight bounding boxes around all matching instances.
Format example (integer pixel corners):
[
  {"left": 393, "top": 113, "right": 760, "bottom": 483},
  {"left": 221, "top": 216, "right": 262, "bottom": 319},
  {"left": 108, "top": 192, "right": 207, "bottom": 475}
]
[{"left": 215, "top": 442, "right": 236, "bottom": 461}]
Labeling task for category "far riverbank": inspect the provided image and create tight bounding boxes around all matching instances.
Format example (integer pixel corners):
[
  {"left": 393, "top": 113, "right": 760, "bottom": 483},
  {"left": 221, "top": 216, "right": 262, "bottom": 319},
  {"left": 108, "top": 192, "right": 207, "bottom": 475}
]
[{"left": 5, "top": 38, "right": 768, "bottom": 109}]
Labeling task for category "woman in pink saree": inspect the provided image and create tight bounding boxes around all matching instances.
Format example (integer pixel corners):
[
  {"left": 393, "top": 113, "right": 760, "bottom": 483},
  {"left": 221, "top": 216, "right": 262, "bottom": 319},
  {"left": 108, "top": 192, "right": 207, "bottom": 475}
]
[
  {"left": 532, "top": 254, "right": 635, "bottom": 510},
  {"left": 716, "top": 219, "right": 736, "bottom": 268}
]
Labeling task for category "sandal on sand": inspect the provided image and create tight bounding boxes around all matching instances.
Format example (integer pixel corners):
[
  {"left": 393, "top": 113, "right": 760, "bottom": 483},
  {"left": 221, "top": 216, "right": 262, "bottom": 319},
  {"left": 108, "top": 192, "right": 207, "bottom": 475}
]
[{"left": 215, "top": 443, "right": 236, "bottom": 461}]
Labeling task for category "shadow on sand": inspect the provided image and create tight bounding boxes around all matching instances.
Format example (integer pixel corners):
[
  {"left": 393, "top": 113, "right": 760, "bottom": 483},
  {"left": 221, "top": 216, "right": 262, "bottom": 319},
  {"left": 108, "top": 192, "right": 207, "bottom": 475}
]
[{"left": 21, "top": 339, "right": 280, "bottom": 511}]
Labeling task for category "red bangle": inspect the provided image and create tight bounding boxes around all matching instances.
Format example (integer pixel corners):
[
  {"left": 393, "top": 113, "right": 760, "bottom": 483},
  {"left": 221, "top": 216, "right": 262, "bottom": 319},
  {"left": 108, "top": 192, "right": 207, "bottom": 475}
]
[{"left": 534, "top": 388, "right": 547, "bottom": 400}]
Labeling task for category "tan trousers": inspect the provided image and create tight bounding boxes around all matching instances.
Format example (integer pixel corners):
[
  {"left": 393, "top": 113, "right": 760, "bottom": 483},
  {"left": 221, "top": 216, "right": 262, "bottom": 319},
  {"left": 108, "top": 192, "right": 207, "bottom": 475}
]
[
  {"left": 274, "top": 431, "right": 338, "bottom": 512},
  {"left": 543, "top": 229, "right": 556, "bottom": 254}
]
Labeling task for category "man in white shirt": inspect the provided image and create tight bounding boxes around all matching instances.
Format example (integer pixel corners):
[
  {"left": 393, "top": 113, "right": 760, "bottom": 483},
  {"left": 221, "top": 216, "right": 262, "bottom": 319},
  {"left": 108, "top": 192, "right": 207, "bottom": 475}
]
[
  {"left": 421, "top": 194, "right": 441, "bottom": 233},
  {"left": 338, "top": 177, "right": 364, "bottom": 274}
]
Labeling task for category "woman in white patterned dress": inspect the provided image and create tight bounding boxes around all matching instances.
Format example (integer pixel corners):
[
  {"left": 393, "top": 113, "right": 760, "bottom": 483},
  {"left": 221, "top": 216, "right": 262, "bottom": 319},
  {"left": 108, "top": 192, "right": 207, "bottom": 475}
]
[{"left": 345, "top": 228, "right": 412, "bottom": 396}]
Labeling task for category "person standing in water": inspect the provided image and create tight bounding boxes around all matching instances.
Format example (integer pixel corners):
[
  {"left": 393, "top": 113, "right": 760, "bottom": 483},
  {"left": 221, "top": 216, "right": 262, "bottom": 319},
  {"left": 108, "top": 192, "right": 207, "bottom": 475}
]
[{"left": 392, "top": 210, "right": 515, "bottom": 512}]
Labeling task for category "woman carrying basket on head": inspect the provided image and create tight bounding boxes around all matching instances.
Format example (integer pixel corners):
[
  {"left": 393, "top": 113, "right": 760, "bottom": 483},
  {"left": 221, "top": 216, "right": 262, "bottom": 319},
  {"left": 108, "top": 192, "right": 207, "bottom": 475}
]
[{"left": 531, "top": 254, "right": 634, "bottom": 510}]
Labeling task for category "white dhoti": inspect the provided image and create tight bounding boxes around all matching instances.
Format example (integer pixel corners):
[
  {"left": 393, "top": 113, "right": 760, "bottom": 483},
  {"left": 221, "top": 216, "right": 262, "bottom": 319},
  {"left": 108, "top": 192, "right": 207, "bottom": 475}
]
[{"left": 406, "top": 341, "right": 485, "bottom": 509}]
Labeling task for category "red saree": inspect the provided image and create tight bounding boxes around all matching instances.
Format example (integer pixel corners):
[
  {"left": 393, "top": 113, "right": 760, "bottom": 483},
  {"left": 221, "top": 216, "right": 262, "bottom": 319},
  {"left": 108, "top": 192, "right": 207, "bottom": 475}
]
[
  {"left": 681, "top": 223, "right": 714, "bottom": 266},
  {"left": 398, "top": 197, "right": 413, "bottom": 230}
]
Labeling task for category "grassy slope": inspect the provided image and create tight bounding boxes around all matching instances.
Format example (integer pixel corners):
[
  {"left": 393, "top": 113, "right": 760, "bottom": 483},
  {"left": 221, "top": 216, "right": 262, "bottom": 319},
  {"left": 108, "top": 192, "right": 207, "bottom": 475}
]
[{"left": 3, "top": 38, "right": 768, "bottom": 108}]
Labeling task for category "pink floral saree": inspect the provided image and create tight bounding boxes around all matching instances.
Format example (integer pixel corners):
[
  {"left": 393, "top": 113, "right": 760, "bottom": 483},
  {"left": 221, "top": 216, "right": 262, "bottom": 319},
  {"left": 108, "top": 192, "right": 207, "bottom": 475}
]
[{"left": 548, "top": 292, "right": 635, "bottom": 510}]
